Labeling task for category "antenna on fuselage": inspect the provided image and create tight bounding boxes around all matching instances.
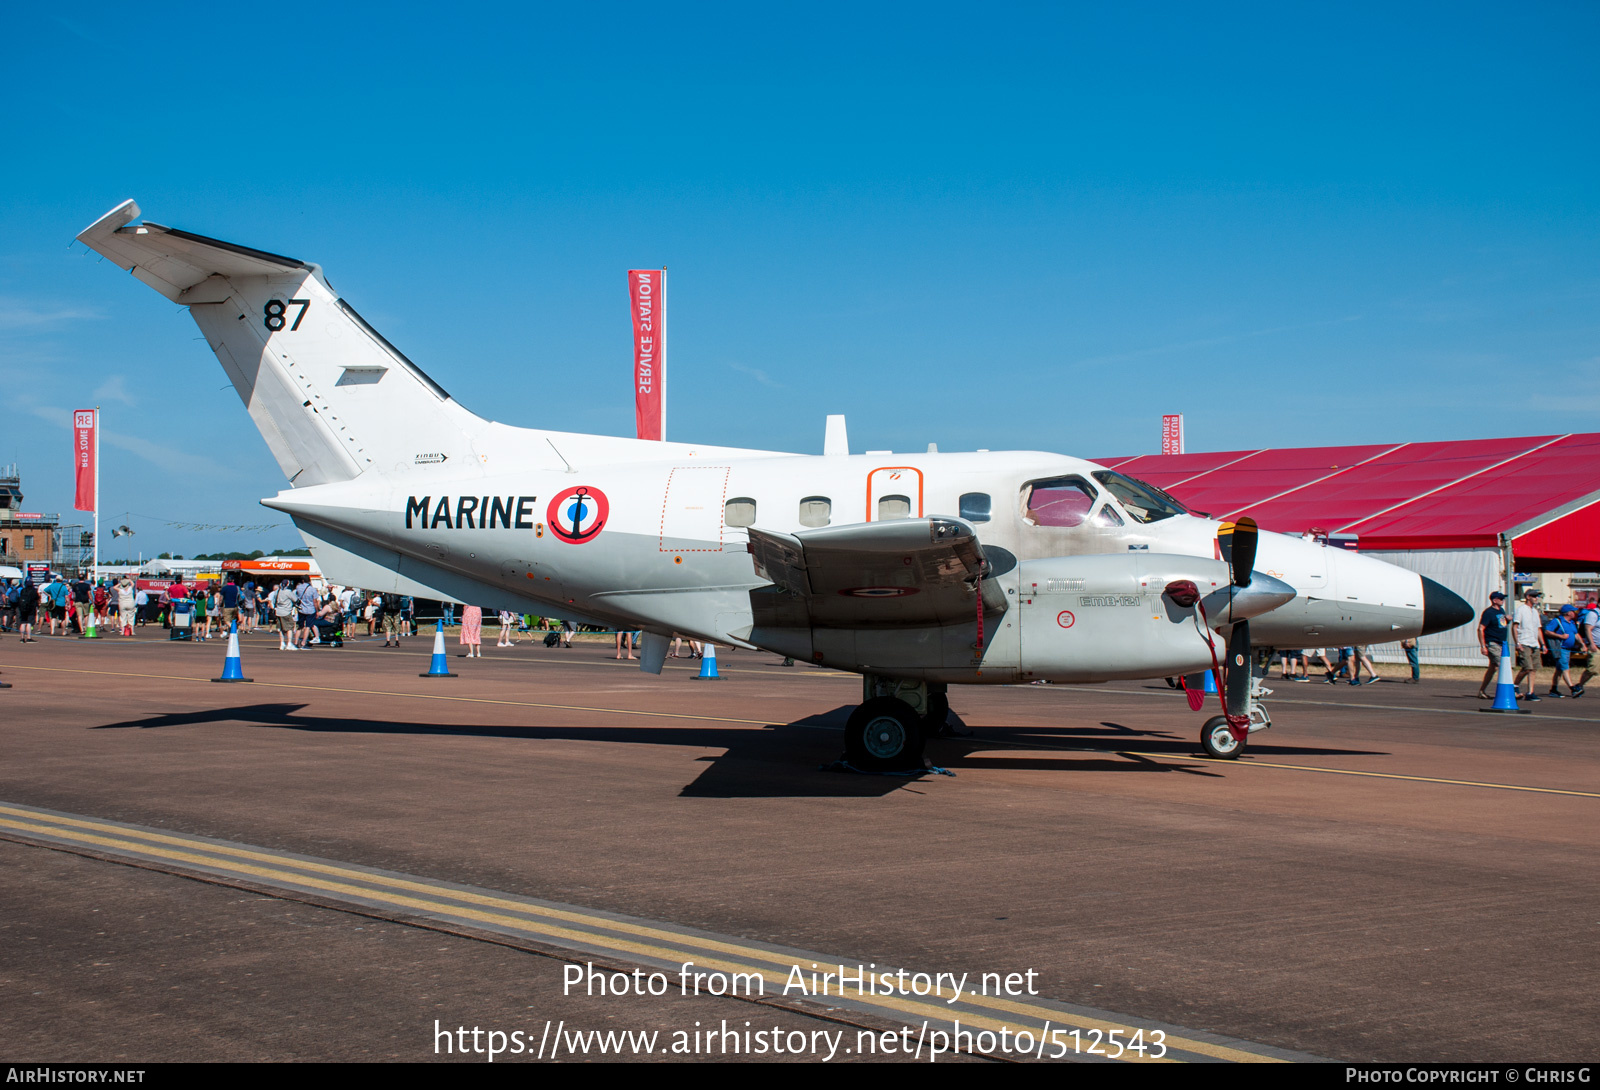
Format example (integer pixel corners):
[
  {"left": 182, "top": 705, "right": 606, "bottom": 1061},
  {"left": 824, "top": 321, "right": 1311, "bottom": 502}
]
[
  {"left": 546, "top": 438, "right": 576, "bottom": 474},
  {"left": 823, "top": 414, "right": 849, "bottom": 456}
]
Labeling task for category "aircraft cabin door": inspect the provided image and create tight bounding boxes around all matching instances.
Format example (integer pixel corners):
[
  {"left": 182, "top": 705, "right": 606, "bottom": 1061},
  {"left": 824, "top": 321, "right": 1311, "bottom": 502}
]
[{"left": 866, "top": 466, "right": 924, "bottom": 522}]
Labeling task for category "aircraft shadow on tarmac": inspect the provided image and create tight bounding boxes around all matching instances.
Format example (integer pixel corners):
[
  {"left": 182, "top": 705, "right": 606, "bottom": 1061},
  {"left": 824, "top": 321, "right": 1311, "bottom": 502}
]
[{"left": 93, "top": 703, "right": 1384, "bottom": 799}]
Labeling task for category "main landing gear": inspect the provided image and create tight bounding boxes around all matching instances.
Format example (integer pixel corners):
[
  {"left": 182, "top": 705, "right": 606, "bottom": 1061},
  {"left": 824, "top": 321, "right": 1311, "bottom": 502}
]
[{"left": 844, "top": 677, "right": 950, "bottom": 770}]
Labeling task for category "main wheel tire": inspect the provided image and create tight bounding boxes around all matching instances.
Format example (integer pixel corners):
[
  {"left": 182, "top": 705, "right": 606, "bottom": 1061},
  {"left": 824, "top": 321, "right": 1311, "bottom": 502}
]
[
  {"left": 1201, "top": 715, "right": 1247, "bottom": 759},
  {"left": 922, "top": 691, "right": 952, "bottom": 737},
  {"left": 846, "top": 697, "right": 926, "bottom": 770}
]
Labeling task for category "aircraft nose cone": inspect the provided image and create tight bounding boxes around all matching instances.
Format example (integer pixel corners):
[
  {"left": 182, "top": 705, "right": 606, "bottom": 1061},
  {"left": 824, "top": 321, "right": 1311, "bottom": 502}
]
[{"left": 1420, "top": 576, "right": 1474, "bottom": 636}]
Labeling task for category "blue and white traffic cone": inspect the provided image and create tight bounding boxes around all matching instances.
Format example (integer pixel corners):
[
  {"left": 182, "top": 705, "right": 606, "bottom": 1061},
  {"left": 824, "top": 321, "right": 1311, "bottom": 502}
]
[
  {"left": 210, "top": 619, "right": 253, "bottom": 683},
  {"left": 420, "top": 620, "right": 458, "bottom": 678},
  {"left": 1203, "top": 669, "right": 1217, "bottom": 693},
  {"left": 693, "top": 642, "right": 722, "bottom": 680},
  {"left": 1481, "top": 643, "right": 1528, "bottom": 714}
]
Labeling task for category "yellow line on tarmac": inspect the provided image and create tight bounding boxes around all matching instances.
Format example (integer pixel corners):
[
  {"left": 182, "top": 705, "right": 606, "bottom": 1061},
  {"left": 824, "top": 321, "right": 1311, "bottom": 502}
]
[
  {"left": 0, "top": 806, "right": 1285, "bottom": 1062},
  {"left": 1179, "top": 756, "right": 1600, "bottom": 799}
]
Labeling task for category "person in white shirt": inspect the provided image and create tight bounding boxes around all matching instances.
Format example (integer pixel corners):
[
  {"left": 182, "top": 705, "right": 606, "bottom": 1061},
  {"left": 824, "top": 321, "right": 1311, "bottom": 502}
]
[
  {"left": 1512, "top": 589, "right": 1548, "bottom": 701},
  {"left": 116, "top": 578, "right": 137, "bottom": 636}
]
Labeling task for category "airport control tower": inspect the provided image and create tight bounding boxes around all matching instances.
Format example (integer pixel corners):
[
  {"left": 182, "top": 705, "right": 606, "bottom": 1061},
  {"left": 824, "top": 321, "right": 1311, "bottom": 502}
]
[{"left": 0, "top": 464, "right": 61, "bottom": 568}]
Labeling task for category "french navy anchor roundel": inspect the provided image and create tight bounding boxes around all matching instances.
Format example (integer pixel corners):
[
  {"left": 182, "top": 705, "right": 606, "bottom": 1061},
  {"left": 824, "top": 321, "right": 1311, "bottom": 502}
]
[{"left": 546, "top": 486, "right": 610, "bottom": 544}]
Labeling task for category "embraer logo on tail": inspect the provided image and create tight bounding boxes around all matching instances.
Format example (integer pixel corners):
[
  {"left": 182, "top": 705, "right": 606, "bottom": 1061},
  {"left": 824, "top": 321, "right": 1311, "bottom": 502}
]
[{"left": 405, "top": 496, "right": 538, "bottom": 530}]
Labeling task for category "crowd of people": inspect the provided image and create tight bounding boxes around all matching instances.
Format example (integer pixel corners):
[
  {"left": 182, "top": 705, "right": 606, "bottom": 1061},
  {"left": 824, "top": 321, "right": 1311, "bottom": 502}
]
[
  {"left": 0, "top": 571, "right": 607, "bottom": 658},
  {"left": 1275, "top": 643, "right": 1394, "bottom": 685},
  {"left": 0, "top": 572, "right": 424, "bottom": 648},
  {"left": 1478, "top": 588, "right": 1596, "bottom": 701}
]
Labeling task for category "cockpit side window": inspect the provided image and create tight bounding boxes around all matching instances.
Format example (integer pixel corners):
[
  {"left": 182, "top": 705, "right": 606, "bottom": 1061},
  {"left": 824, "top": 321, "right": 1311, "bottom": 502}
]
[
  {"left": 1090, "top": 471, "right": 1186, "bottom": 525},
  {"left": 1092, "top": 503, "right": 1124, "bottom": 527},
  {"left": 1020, "top": 476, "right": 1098, "bottom": 528}
]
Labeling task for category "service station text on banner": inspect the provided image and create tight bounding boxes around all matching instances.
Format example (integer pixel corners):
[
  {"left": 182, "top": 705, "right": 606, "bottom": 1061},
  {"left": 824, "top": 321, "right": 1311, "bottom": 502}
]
[
  {"left": 629, "top": 270, "right": 665, "bottom": 441},
  {"left": 73, "top": 408, "right": 96, "bottom": 512},
  {"left": 1161, "top": 414, "right": 1184, "bottom": 456}
]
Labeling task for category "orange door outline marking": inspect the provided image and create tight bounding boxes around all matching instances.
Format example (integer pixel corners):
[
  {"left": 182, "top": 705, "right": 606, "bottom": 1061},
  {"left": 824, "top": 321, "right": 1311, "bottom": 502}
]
[{"left": 865, "top": 466, "right": 925, "bottom": 521}]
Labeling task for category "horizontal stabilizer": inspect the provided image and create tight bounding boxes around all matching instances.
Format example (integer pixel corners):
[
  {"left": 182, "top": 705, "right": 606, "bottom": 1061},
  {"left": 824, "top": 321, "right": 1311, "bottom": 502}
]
[{"left": 78, "top": 200, "right": 311, "bottom": 302}]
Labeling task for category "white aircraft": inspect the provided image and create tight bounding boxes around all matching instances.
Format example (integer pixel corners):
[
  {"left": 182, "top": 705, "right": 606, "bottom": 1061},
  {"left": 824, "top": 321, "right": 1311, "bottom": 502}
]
[{"left": 77, "top": 201, "right": 1474, "bottom": 767}]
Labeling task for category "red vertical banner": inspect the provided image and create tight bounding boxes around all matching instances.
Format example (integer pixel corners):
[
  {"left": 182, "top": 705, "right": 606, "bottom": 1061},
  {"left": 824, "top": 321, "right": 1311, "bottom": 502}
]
[
  {"left": 73, "top": 408, "right": 96, "bottom": 512},
  {"left": 629, "top": 269, "right": 664, "bottom": 441},
  {"left": 1161, "top": 414, "right": 1184, "bottom": 455}
]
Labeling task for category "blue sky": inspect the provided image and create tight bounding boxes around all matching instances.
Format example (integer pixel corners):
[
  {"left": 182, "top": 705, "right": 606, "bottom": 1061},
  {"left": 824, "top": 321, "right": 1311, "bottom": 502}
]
[{"left": 3, "top": 3, "right": 1597, "bottom": 556}]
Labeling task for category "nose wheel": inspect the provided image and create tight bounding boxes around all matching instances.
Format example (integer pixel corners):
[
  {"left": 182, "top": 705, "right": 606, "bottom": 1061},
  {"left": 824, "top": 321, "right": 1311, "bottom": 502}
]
[{"left": 1201, "top": 715, "right": 1247, "bottom": 759}]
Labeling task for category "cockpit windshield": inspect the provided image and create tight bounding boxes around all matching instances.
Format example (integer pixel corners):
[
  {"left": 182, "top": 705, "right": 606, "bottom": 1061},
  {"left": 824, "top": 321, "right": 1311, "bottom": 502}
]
[{"left": 1090, "top": 470, "right": 1188, "bottom": 524}]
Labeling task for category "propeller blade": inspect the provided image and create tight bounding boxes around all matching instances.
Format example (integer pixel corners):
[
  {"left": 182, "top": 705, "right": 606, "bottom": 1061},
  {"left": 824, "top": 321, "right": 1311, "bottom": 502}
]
[
  {"left": 1218, "top": 516, "right": 1259, "bottom": 588},
  {"left": 1225, "top": 621, "right": 1252, "bottom": 718}
]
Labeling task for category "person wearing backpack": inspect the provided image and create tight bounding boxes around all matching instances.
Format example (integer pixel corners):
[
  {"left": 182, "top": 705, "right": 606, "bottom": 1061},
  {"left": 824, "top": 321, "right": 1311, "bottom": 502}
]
[
  {"left": 272, "top": 580, "right": 299, "bottom": 651},
  {"left": 1544, "top": 605, "right": 1584, "bottom": 699},
  {"left": 17, "top": 579, "right": 40, "bottom": 642},
  {"left": 376, "top": 592, "right": 402, "bottom": 647}
]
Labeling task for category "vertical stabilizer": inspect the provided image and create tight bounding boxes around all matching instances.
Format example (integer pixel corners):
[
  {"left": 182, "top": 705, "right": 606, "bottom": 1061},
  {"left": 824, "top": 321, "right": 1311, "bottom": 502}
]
[{"left": 77, "top": 201, "right": 485, "bottom": 487}]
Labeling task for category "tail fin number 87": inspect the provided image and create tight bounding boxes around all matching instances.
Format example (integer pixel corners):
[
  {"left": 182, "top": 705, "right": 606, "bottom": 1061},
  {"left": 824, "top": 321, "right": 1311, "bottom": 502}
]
[{"left": 264, "top": 298, "right": 311, "bottom": 332}]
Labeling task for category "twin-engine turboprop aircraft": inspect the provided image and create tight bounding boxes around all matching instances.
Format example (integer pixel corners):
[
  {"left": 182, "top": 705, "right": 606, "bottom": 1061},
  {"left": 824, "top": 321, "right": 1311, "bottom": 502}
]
[{"left": 77, "top": 201, "right": 1475, "bottom": 768}]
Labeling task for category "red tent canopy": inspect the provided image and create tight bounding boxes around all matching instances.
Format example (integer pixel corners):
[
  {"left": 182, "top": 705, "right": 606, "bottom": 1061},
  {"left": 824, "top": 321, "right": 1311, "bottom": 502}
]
[{"left": 1098, "top": 433, "right": 1600, "bottom": 570}]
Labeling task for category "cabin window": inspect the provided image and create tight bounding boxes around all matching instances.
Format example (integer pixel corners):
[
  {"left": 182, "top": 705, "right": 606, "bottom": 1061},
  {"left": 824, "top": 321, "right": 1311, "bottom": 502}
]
[
  {"left": 878, "top": 494, "right": 912, "bottom": 520},
  {"left": 1019, "top": 477, "right": 1097, "bottom": 528},
  {"left": 959, "top": 493, "right": 992, "bottom": 522},
  {"left": 799, "top": 496, "right": 831, "bottom": 527},
  {"left": 724, "top": 498, "right": 757, "bottom": 527}
]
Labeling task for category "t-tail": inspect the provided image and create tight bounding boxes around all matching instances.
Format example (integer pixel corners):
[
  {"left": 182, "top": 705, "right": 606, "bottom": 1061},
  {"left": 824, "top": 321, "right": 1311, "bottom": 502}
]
[{"left": 77, "top": 200, "right": 488, "bottom": 487}]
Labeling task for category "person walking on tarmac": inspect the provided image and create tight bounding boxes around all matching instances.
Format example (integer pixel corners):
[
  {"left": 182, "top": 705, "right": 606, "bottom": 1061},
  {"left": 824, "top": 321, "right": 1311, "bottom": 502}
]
[
  {"left": 192, "top": 585, "right": 210, "bottom": 641},
  {"left": 17, "top": 578, "right": 40, "bottom": 642},
  {"left": 1544, "top": 605, "right": 1584, "bottom": 698},
  {"left": 378, "top": 592, "right": 402, "bottom": 648},
  {"left": 116, "top": 576, "right": 136, "bottom": 636},
  {"left": 1477, "top": 591, "right": 1510, "bottom": 699},
  {"left": 272, "top": 580, "right": 298, "bottom": 650},
  {"left": 92, "top": 580, "right": 110, "bottom": 630},
  {"left": 1513, "top": 589, "right": 1548, "bottom": 701},
  {"left": 459, "top": 604, "right": 483, "bottom": 657},
  {"left": 42, "top": 575, "right": 70, "bottom": 636},
  {"left": 294, "top": 578, "right": 318, "bottom": 649}
]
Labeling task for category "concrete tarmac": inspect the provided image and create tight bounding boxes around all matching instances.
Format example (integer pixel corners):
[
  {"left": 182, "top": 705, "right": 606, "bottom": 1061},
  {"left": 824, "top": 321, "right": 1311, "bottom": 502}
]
[{"left": 1, "top": 628, "right": 1596, "bottom": 1062}]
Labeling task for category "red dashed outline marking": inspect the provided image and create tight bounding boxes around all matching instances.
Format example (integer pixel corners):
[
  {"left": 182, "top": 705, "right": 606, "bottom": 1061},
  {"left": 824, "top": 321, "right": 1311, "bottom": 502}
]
[{"left": 659, "top": 466, "right": 732, "bottom": 552}]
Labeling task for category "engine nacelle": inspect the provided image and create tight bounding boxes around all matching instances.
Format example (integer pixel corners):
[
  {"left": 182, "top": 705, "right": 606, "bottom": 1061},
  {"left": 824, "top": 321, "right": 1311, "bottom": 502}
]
[{"left": 1016, "top": 553, "right": 1293, "bottom": 683}]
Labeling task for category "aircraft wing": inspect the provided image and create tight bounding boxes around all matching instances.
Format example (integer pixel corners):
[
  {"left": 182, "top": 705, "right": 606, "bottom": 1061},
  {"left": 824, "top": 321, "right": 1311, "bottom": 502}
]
[{"left": 746, "top": 517, "right": 1005, "bottom": 628}]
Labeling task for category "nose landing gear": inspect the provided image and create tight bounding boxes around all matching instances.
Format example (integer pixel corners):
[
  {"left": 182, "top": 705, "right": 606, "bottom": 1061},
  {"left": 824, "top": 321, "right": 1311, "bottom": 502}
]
[{"left": 1199, "top": 673, "right": 1273, "bottom": 759}]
